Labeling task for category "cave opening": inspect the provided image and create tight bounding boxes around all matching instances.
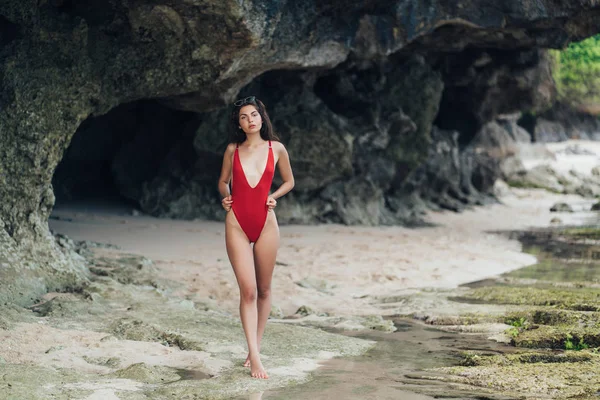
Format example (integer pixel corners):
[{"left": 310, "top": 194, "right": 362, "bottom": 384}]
[
  {"left": 52, "top": 99, "right": 199, "bottom": 214},
  {"left": 434, "top": 86, "right": 481, "bottom": 146},
  {"left": 517, "top": 111, "right": 537, "bottom": 142},
  {"left": 0, "top": 15, "right": 20, "bottom": 47}
]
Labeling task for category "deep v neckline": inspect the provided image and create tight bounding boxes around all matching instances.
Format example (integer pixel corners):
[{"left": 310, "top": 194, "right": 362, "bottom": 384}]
[{"left": 236, "top": 143, "right": 271, "bottom": 189}]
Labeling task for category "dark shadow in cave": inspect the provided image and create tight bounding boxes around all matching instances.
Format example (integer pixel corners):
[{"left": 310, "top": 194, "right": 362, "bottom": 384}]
[
  {"left": 434, "top": 86, "right": 481, "bottom": 147},
  {"left": 52, "top": 99, "right": 198, "bottom": 213},
  {"left": 314, "top": 63, "right": 380, "bottom": 121},
  {"left": 516, "top": 112, "right": 537, "bottom": 142},
  {"left": 0, "top": 15, "right": 20, "bottom": 47}
]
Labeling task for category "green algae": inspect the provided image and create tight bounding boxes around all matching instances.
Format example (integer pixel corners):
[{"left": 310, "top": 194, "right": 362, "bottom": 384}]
[
  {"left": 452, "top": 286, "right": 600, "bottom": 311},
  {"left": 512, "top": 325, "right": 600, "bottom": 349},
  {"left": 110, "top": 363, "right": 182, "bottom": 384},
  {"left": 459, "top": 350, "right": 594, "bottom": 367},
  {"left": 561, "top": 226, "right": 600, "bottom": 240},
  {"left": 0, "top": 364, "right": 87, "bottom": 400},
  {"left": 415, "top": 310, "right": 504, "bottom": 326},
  {"left": 82, "top": 355, "right": 121, "bottom": 368},
  {"left": 506, "top": 179, "right": 561, "bottom": 192},
  {"left": 436, "top": 353, "right": 600, "bottom": 398},
  {"left": 505, "top": 258, "right": 600, "bottom": 284},
  {"left": 109, "top": 318, "right": 205, "bottom": 351},
  {"left": 503, "top": 309, "right": 600, "bottom": 327}
]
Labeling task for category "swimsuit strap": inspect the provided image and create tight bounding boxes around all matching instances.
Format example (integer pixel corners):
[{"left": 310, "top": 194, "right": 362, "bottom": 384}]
[
  {"left": 236, "top": 143, "right": 239, "bottom": 149},
  {"left": 268, "top": 140, "right": 272, "bottom": 148}
]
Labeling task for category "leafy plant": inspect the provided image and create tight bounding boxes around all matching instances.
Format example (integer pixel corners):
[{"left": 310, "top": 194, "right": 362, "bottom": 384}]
[
  {"left": 510, "top": 317, "right": 528, "bottom": 328},
  {"left": 564, "top": 333, "right": 590, "bottom": 351},
  {"left": 550, "top": 34, "right": 600, "bottom": 108},
  {"left": 504, "top": 317, "right": 529, "bottom": 339},
  {"left": 506, "top": 326, "right": 520, "bottom": 338}
]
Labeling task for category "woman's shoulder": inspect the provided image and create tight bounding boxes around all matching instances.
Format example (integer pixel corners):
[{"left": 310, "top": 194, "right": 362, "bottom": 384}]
[
  {"left": 271, "top": 140, "right": 286, "bottom": 152},
  {"left": 225, "top": 142, "right": 237, "bottom": 153}
]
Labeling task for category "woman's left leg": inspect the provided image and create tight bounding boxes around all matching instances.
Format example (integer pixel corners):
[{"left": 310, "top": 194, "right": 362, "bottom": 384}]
[{"left": 248, "top": 212, "right": 280, "bottom": 365}]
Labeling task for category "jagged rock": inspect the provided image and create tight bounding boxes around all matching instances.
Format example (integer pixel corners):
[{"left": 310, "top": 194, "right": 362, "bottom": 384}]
[
  {"left": 550, "top": 203, "right": 574, "bottom": 213},
  {"left": 500, "top": 157, "right": 527, "bottom": 180},
  {"left": 563, "top": 170, "right": 600, "bottom": 198},
  {"left": 508, "top": 165, "right": 564, "bottom": 193},
  {"left": 533, "top": 118, "right": 569, "bottom": 143},
  {"left": 493, "top": 179, "right": 513, "bottom": 198},
  {"left": 295, "top": 306, "right": 315, "bottom": 317},
  {"left": 507, "top": 160, "right": 600, "bottom": 198}
]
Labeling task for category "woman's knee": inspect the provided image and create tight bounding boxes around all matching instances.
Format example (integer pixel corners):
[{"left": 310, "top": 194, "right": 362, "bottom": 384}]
[
  {"left": 240, "top": 286, "right": 257, "bottom": 303},
  {"left": 257, "top": 286, "right": 271, "bottom": 300}
]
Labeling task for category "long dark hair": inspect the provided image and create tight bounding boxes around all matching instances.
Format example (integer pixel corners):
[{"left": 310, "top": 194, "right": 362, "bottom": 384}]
[{"left": 230, "top": 97, "right": 280, "bottom": 144}]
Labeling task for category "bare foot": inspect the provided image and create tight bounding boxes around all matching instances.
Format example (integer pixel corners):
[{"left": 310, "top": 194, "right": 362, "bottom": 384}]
[
  {"left": 250, "top": 357, "right": 269, "bottom": 379},
  {"left": 244, "top": 348, "right": 261, "bottom": 367}
]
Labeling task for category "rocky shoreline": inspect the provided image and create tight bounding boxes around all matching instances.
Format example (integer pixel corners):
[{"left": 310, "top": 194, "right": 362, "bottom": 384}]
[{"left": 404, "top": 226, "right": 600, "bottom": 399}]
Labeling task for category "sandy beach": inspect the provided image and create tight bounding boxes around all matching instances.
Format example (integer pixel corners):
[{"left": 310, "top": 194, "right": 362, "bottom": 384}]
[{"left": 48, "top": 186, "right": 595, "bottom": 319}]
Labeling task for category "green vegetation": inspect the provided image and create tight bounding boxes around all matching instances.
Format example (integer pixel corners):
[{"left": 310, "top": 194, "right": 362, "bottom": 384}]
[
  {"left": 506, "top": 316, "right": 528, "bottom": 328},
  {"left": 451, "top": 286, "right": 600, "bottom": 311},
  {"left": 565, "top": 333, "right": 590, "bottom": 351},
  {"left": 550, "top": 34, "right": 600, "bottom": 108},
  {"left": 504, "top": 316, "right": 529, "bottom": 338},
  {"left": 562, "top": 227, "right": 600, "bottom": 240}
]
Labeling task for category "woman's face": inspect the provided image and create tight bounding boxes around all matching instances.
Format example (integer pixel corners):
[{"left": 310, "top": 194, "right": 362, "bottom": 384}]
[{"left": 238, "top": 105, "right": 262, "bottom": 135}]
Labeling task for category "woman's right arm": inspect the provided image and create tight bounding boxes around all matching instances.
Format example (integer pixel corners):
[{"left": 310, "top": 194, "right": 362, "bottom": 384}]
[{"left": 218, "top": 144, "right": 235, "bottom": 208}]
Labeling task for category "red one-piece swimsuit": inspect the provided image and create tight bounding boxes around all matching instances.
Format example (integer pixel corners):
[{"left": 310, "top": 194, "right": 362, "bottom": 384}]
[{"left": 231, "top": 140, "right": 275, "bottom": 243}]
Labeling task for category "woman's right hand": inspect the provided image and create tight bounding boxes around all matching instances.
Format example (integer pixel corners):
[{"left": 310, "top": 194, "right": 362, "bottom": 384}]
[{"left": 221, "top": 195, "right": 233, "bottom": 212}]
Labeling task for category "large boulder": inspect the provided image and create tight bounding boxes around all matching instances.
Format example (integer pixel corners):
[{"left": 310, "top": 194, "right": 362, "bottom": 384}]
[{"left": 534, "top": 118, "right": 570, "bottom": 142}]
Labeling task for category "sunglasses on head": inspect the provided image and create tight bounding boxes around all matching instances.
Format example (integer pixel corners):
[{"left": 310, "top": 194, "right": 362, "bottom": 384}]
[{"left": 234, "top": 96, "right": 256, "bottom": 106}]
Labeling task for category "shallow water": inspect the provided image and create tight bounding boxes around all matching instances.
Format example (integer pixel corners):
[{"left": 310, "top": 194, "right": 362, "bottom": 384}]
[{"left": 239, "top": 320, "right": 518, "bottom": 400}]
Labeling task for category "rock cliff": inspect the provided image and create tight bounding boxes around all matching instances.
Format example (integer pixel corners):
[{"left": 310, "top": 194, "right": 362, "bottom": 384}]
[{"left": 2, "top": 0, "right": 600, "bottom": 304}]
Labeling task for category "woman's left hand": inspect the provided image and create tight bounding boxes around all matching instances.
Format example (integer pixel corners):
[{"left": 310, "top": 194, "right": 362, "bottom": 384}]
[{"left": 266, "top": 196, "right": 277, "bottom": 211}]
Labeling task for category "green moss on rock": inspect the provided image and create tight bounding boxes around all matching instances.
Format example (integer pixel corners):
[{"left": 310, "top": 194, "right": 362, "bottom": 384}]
[
  {"left": 110, "top": 363, "right": 182, "bottom": 384},
  {"left": 439, "top": 352, "right": 600, "bottom": 398},
  {"left": 512, "top": 324, "right": 600, "bottom": 349},
  {"left": 453, "top": 286, "right": 600, "bottom": 311}
]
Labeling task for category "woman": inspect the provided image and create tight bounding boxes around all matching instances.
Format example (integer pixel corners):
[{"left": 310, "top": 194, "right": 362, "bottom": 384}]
[{"left": 217, "top": 96, "right": 294, "bottom": 379}]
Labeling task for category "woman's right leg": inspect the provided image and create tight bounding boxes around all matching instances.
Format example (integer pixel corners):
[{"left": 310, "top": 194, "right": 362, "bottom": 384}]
[{"left": 225, "top": 212, "right": 268, "bottom": 379}]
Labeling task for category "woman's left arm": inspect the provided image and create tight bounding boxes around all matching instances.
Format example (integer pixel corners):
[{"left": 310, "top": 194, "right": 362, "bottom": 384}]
[{"left": 271, "top": 142, "right": 294, "bottom": 200}]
